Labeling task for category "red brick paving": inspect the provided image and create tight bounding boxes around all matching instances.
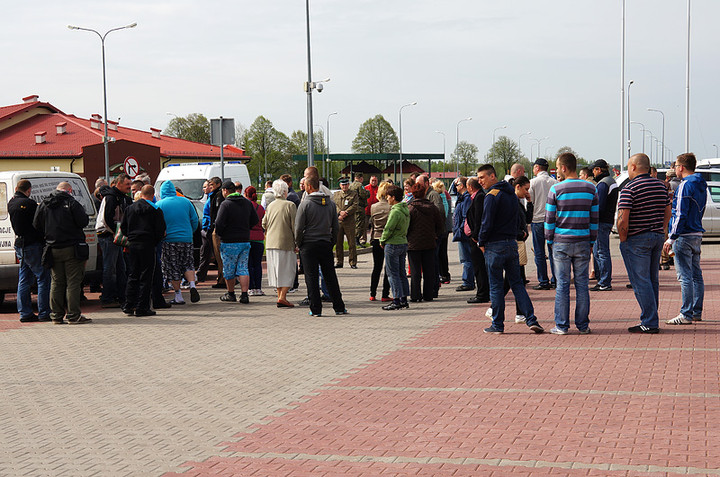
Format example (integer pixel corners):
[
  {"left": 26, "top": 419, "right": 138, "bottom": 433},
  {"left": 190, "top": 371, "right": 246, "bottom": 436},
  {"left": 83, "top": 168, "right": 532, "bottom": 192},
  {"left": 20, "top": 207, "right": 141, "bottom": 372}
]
[{"left": 165, "top": 258, "right": 720, "bottom": 475}]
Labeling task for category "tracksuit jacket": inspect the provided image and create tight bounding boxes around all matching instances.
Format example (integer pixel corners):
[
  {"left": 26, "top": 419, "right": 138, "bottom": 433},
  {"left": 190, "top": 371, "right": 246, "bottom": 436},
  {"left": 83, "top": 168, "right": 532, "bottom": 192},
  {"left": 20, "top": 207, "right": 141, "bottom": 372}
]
[{"left": 668, "top": 172, "right": 707, "bottom": 240}]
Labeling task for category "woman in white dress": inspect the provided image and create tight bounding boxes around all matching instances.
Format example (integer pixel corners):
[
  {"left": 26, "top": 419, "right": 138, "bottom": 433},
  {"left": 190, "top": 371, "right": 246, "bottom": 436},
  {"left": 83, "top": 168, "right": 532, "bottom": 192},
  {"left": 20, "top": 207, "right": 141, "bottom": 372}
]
[{"left": 262, "top": 180, "right": 298, "bottom": 307}]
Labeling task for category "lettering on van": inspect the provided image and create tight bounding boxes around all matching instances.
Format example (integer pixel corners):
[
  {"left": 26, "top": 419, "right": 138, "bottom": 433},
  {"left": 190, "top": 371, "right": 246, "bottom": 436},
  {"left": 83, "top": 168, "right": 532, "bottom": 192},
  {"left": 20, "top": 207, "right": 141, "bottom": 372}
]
[
  {"left": 0, "top": 240, "right": 13, "bottom": 248},
  {"left": 0, "top": 227, "right": 12, "bottom": 234}
]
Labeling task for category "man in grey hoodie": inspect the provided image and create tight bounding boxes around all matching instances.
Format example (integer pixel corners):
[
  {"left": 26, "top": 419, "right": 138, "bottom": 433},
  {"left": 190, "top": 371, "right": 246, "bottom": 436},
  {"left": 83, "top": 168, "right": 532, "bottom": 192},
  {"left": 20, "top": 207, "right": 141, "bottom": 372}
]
[{"left": 295, "top": 176, "right": 347, "bottom": 317}]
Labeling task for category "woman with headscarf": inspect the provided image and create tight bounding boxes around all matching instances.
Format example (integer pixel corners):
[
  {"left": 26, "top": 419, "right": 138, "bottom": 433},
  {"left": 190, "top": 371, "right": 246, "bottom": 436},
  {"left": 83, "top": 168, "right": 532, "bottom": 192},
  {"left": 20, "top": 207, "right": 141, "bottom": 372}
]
[{"left": 262, "top": 179, "right": 298, "bottom": 307}]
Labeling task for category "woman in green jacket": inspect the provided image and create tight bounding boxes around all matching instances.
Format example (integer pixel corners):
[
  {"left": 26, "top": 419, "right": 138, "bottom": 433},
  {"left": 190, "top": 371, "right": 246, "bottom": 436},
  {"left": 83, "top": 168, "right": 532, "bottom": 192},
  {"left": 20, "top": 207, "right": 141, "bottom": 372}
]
[{"left": 380, "top": 185, "right": 410, "bottom": 310}]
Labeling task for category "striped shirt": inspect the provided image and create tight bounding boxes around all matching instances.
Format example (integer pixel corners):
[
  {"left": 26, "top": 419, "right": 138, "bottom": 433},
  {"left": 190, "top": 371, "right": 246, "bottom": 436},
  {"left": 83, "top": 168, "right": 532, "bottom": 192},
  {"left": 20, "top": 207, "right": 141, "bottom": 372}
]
[
  {"left": 617, "top": 173, "right": 670, "bottom": 236},
  {"left": 544, "top": 179, "right": 599, "bottom": 244}
]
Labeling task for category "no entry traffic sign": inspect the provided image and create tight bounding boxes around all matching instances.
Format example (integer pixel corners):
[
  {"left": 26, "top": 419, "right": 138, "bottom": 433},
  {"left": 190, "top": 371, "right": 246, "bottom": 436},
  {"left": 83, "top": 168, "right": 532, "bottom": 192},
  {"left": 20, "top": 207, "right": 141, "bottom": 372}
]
[{"left": 124, "top": 156, "right": 139, "bottom": 178}]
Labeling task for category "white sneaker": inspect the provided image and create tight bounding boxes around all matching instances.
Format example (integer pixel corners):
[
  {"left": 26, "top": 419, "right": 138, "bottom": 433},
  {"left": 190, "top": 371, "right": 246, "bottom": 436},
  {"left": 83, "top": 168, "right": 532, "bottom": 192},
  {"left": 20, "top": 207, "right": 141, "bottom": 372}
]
[
  {"left": 666, "top": 314, "right": 693, "bottom": 325},
  {"left": 247, "top": 289, "right": 257, "bottom": 296},
  {"left": 485, "top": 307, "right": 493, "bottom": 319},
  {"left": 515, "top": 315, "right": 526, "bottom": 324},
  {"left": 287, "top": 288, "right": 298, "bottom": 294},
  {"left": 255, "top": 289, "right": 265, "bottom": 296}
]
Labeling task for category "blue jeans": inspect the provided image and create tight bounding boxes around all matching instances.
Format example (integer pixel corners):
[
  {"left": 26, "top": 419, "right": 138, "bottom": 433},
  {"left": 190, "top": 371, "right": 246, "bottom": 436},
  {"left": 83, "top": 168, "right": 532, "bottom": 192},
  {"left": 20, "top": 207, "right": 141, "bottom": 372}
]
[
  {"left": 531, "top": 222, "right": 555, "bottom": 286},
  {"left": 99, "top": 234, "right": 126, "bottom": 304},
  {"left": 484, "top": 239, "right": 539, "bottom": 332},
  {"left": 457, "top": 240, "right": 475, "bottom": 288},
  {"left": 384, "top": 243, "right": 409, "bottom": 300},
  {"left": 15, "top": 244, "right": 51, "bottom": 319},
  {"left": 673, "top": 235, "right": 704, "bottom": 319},
  {"left": 620, "top": 232, "right": 664, "bottom": 328},
  {"left": 593, "top": 223, "right": 613, "bottom": 287},
  {"left": 552, "top": 241, "right": 592, "bottom": 331}
]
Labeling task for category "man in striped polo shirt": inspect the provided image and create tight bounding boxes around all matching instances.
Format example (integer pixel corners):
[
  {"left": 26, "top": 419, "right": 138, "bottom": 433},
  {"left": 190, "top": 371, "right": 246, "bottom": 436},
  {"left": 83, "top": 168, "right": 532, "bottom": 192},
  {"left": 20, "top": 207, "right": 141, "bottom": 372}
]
[
  {"left": 617, "top": 153, "right": 671, "bottom": 334},
  {"left": 544, "top": 152, "right": 599, "bottom": 335}
]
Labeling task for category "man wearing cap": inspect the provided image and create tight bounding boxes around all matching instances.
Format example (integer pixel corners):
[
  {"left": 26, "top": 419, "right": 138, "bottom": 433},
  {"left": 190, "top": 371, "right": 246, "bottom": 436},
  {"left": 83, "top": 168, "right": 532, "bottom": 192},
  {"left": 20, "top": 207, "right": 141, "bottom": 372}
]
[
  {"left": 529, "top": 158, "right": 557, "bottom": 290},
  {"left": 591, "top": 159, "right": 618, "bottom": 291},
  {"left": 214, "top": 181, "right": 259, "bottom": 303},
  {"left": 333, "top": 178, "right": 358, "bottom": 268}
]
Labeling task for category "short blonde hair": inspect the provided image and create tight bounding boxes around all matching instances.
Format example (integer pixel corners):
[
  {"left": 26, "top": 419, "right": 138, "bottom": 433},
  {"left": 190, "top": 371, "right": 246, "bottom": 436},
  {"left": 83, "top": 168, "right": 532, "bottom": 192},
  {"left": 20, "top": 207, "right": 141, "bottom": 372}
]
[
  {"left": 376, "top": 180, "right": 391, "bottom": 201},
  {"left": 432, "top": 180, "right": 446, "bottom": 194}
]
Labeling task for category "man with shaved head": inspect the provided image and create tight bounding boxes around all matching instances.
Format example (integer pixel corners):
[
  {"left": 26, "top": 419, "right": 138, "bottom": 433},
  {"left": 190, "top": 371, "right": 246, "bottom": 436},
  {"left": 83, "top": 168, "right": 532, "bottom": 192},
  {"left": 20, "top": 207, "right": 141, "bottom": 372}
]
[{"left": 617, "top": 153, "right": 671, "bottom": 334}]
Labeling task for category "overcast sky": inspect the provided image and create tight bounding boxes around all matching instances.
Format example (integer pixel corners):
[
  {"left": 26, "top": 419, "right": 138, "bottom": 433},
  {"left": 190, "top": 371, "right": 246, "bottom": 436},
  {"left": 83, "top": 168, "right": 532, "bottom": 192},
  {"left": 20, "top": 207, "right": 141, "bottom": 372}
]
[{"left": 3, "top": 0, "right": 719, "bottom": 166}]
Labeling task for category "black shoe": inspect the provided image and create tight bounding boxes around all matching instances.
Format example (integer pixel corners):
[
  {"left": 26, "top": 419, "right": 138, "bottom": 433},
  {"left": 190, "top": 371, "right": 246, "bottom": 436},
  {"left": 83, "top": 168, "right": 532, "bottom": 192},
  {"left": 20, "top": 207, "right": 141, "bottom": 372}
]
[
  {"left": 335, "top": 309, "right": 349, "bottom": 315},
  {"left": 19, "top": 314, "right": 39, "bottom": 323},
  {"left": 135, "top": 309, "right": 156, "bottom": 317},
  {"left": 382, "top": 302, "right": 404, "bottom": 311},
  {"left": 410, "top": 298, "right": 423, "bottom": 303},
  {"left": 220, "top": 292, "right": 236, "bottom": 302},
  {"left": 298, "top": 297, "right": 310, "bottom": 307},
  {"left": 533, "top": 284, "right": 552, "bottom": 290},
  {"left": 190, "top": 287, "right": 200, "bottom": 303},
  {"left": 550, "top": 282, "right": 557, "bottom": 289},
  {"left": 441, "top": 276, "right": 451, "bottom": 284},
  {"left": 590, "top": 284, "right": 613, "bottom": 291},
  {"left": 321, "top": 295, "right": 332, "bottom": 302},
  {"left": 400, "top": 300, "right": 410, "bottom": 308},
  {"left": 122, "top": 307, "right": 135, "bottom": 316},
  {"left": 239, "top": 292, "right": 249, "bottom": 304},
  {"left": 67, "top": 316, "right": 92, "bottom": 325},
  {"left": 626, "top": 283, "right": 633, "bottom": 289},
  {"left": 350, "top": 265, "right": 358, "bottom": 269},
  {"left": 455, "top": 285, "right": 474, "bottom": 292},
  {"left": 154, "top": 301, "right": 172, "bottom": 309},
  {"left": 628, "top": 325, "right": 659, "bottom": 334},
  {"left": 211, "top": 282, "right": 225, "bottom": 289},
  {"left": 334, "top": 264, "right": 343, "bottom": 268},
  {"left": 37, "top": 315, "right": 51, "bottom": 322},
  {"left": 467, "top": 296, "right": 489, "bottom": 304},
  {"left": 529, "top": 323, "right": 545, "bottom": 334}
]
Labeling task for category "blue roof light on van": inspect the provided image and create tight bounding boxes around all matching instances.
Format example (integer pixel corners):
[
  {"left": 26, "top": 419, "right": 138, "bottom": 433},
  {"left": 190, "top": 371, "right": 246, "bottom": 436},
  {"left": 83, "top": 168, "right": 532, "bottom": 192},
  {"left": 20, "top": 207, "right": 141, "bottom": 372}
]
[
  {"left": 198, "top": 162, "right": 212, "bottom": 165},
  {"left": 168, "top": 164, "right": 179, "bottom": 167}
]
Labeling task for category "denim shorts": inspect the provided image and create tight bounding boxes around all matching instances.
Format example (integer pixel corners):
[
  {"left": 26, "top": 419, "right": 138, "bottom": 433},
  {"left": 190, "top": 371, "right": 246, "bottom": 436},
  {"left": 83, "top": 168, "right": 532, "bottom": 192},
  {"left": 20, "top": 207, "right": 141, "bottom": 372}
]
[{"left": 220, "top": 242, "right": 251, "bottom": 279}]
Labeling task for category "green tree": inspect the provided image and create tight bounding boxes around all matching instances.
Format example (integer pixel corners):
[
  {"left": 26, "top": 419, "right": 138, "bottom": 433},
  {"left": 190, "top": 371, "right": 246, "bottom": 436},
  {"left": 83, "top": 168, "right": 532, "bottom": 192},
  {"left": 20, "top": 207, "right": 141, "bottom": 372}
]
[
  {"left": 485, "top": 135, "right": 529, "bottom": 177},
  {"left": 243, "top": 116, "right": 292, "bottom": 186},
  {"left": 351, "top": 115, "right": 399, "bottom": 153},
  {"left": 289, "top": 130, "right": 326, "bottom": 156},
  {"left": 164, "top": 113, "right": 211, "bottom": 144},
  {"left": 451, "top": 141, "right": 479, "bottom": 176},
  {"left": 554, "top": 146, "right": 586, "bottom": 164}
]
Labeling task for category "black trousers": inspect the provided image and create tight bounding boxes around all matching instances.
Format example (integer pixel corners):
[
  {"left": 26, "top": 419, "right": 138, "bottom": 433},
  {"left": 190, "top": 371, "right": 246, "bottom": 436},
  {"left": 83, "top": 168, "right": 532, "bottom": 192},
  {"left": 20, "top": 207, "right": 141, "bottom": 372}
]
[
  {"left": 196, "top": 229, "right": 214, "bottom": 281},
  {"left": 300, "top": 241, "right": 345, "bottom": 315},
  {"left": 370, "top": 239, "right": 390, "bottom": 298},
  {"left": 470, "top": 244, "right": 490, "bottom": 300},
  {"left": 125, "top": 244, "right": 156, "bottom": 311},
  {"left": 408, "top": 248, "right": 436, "bottom": 301},
  {"left": 437, "top": 232, "right": 450, "bottom": 279}
]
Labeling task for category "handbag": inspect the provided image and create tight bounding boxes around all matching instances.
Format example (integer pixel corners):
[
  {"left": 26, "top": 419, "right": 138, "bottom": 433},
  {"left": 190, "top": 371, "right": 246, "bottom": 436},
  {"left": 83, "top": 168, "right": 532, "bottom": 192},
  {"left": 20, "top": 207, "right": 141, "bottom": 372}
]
[{"left": 113, "top": 225, "right": 129, "bottom": 247}]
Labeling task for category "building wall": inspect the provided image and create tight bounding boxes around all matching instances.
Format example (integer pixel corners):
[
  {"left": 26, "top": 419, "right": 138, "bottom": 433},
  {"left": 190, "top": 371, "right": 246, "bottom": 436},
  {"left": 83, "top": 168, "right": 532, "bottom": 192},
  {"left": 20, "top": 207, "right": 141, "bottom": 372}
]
[
  {"left": 0, "top": 158, "right": 82, "bottom": 174},
  {"left": 83, "top": 140, "right": 161, "bottom": 187}
]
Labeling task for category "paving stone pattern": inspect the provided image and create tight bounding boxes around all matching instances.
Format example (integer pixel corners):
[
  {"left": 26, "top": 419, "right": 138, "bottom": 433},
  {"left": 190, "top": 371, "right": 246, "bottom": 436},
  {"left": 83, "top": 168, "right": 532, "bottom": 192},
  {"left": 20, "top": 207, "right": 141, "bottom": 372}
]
[{"left": 1, "top": 238, "right": 719, "bottom": 476}]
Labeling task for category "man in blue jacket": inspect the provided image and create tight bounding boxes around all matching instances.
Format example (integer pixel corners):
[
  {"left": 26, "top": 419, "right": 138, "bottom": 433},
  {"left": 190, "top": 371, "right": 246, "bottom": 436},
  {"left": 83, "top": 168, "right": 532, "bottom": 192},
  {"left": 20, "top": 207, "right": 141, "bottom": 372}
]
[
  {"left": 476, "top": 164, "right": 544, "bottom": 335},
  {"left": 452, "top": 177, "right": 475, "bottom": 292},
  {"left": 664, "top": 153, "right": 707, "bottom": 325}
]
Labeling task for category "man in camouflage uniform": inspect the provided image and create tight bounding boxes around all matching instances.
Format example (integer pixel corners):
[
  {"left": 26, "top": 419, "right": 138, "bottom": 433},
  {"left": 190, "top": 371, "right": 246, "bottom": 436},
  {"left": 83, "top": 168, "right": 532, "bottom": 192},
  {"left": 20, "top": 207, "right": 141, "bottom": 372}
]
[
  {"left": 349, "top": 172, "right": 370, "bottom": 247},
  {"left": 333, "top": 178, "right": 358, "bottom": 268}
]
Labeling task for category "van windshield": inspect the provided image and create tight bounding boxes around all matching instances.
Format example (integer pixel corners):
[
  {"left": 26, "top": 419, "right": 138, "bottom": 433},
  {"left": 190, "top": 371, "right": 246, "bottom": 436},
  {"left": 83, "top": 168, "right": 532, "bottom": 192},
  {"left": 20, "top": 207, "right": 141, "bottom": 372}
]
[
  {"left": 156, "top": 179, "right": 205, "bottom": 200},
  {"left": 28, "top": 177, "right": 95, "bottom": 216}
]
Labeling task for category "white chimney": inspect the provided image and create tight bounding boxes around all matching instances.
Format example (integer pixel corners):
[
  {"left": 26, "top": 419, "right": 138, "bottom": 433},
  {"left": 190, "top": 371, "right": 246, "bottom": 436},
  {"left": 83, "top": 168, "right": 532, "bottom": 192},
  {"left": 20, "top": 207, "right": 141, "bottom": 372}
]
[
  {"left": 150, "top": 127, "right": 161, "bottom": 139},
  {"left": 56, "top": 122, "right": 67, "bottom": 135},
  {"left": 23, "top": 95, "right": 39, "bottom": 103},
  {"left": 35, "top": 131, "right": 47, "bottom": 144},
  {"left": 90, "top": 114, "right": 102, "bottom": 130},
  {"left": 107, "top": 120, "right": 118, "bottom": 132}
]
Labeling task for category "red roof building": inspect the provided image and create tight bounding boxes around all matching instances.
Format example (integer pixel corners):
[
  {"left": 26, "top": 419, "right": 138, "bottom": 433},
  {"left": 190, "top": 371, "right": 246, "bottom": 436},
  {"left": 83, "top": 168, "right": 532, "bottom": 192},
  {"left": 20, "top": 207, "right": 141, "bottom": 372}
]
[{"left": 0, "top": 95, "right": 250, "bottom": 187}]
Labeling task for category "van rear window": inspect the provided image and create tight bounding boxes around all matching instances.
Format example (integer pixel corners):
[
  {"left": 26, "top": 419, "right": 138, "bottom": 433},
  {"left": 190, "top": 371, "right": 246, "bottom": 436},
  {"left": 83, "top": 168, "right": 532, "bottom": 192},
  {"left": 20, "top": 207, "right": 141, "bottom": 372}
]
[{"left": 28, "top": 177, "right": 95, "bottom": 216}]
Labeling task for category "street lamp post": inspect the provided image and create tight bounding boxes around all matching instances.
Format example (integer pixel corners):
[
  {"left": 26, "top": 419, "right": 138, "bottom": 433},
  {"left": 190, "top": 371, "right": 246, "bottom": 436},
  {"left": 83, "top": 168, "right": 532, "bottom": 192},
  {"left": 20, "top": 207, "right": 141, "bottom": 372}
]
[
  {"left": 714, "top": 144, "right": 719, "bottom": 157},
  {"left": 492, "top": 125, "right": 507, "bottom": 160},
  {"left": 68, "top": 22, "right": 137, "bottom": 181},
  {"left": 434, "top": 131, "right": 446, "bottom": 174},
  {"left": 685, "top": 0, "right": 691, "bottom": 152},
  {"left": 397, "top": 102, "right": 417, "bottom": 183},
  {"left": 647, "top": 108, "right": 665, "bottom": 165},
  {"left": 517, "top": 131, "right": 532, "bottom": 158},
  {"left": 326, "top": 112, "right": 338, "bottom": 180},
  {"left": 455, "top": 117, "right": 472, "bottom": 176},
  {"left": 531, "top": 136, "right": 550, "bottom": 162},
  {"left": 627, "top": 80, "right": 634, "bottom": 158},
  {"left": 630, "top": 121, "right": 646, "bottom": 153},
  {"left": 620, "top": 0, "right": 627, "bottom": 170}
]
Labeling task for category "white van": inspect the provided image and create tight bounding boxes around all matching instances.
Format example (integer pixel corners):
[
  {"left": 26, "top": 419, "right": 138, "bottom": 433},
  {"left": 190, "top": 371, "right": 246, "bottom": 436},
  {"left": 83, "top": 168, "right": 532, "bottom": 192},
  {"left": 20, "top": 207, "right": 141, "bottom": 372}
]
[
  {"left": 0, "top": 171, "right": 99, "bottom": 304},
  {"left": 154, "top": 162, "right": 251, "bottom": 200}
]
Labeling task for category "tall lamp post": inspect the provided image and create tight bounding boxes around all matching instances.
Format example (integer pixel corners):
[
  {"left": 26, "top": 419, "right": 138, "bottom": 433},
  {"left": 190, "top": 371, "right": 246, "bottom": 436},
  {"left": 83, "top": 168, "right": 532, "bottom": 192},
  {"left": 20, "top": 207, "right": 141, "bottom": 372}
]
[
  {"left": 627, "top": 80, "right": 634, "bottom": 158},
  {"left": 325, "top": 111, "right": 338, "bottom": 180},
  {"left": 434, "top": 131, "right": 446, "bottom": 174},
  {"left": 492, "top": 125, "right": 507, "bottom": 160},
  {"left": 713, "top": 144, "right": 719, "bottom": 157},
  {"left": 455, "top": 117, "right": 472, "bottom": 176},
  {"left": 647, "top": 108, "right": 665, "bottom": 165},
  {"left": 531, "top": 136, "right": 550, "bottom": 162},
  {"left": 685, "top": 0, "right": 691, "bottom": 152},
  {"left": 517, "top": 131, "right": 532, "bottom": 158},
  {"left": 620, "top": 0, "right": 627, "bottom": 170},
  {"left": 68, "top": 22, "right": 137, "bottom": 181},
  {"left": 397, "top": 102, "right": 417, "bottom": 183},
  {"left": 630, "top": 121, "right": 646, "bottom": 153}
]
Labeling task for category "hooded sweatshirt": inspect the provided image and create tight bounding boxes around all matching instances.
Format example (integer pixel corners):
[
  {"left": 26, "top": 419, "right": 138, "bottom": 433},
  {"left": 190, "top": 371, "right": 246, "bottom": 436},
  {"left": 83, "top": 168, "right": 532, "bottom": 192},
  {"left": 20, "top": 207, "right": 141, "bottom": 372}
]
[
  {"left": 668, "top": 172, "right": 707, "bottom": 240},
  {"left": 120, "top": 198, "right": 166, "bottom": 247},
  {"left": 214, "top": 193, "right": 259, "bottom": 243},
  {"left": 33, "top": 190, "right": 89, "bottom": 248},
  {"left": 380, "top": 202, "right": 410, "bottom": 246},
  {"left": 478, "top": 180, "right": 523, "bottom": 247},
  {"left": 295, "top": 192, "right": 338, "bottom": 247},
  {"left": 156, "top": 181, "right": 199, "bottom": 243}
]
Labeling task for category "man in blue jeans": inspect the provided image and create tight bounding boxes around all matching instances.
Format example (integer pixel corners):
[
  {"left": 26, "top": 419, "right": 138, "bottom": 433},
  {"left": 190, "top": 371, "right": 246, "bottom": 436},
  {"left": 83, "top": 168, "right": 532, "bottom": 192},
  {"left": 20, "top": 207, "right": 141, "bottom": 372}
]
[
  {"left": 664, "top": 153, "right": 706, "bottom": 325},
  {"left": 8, "top": 179, "right": 50, "bottom": 322},
  {"left": 591, "top": 159, "right": 618, "bottom": 291},
  {"left": 617, "top": 154, "right": 671, "bottom": 334},
  {"left": 528, "top": 158, "right": 557, "bottom": 290},
  {"left": 452, "top": 177, "right": 475, "bottom": 291},
  {"left": 476, "top": 164, "right": 544, "bottom": 335},
  {"left": 545, "top": 153, "right": 598, "bottom": 335}
]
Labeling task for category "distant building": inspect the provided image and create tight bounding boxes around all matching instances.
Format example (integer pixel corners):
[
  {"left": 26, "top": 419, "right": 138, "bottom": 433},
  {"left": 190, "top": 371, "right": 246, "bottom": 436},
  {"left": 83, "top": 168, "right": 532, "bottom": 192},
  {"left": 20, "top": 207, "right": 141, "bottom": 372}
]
[{"left": 0, "top": 95, "right": 250, "bottom": 187}]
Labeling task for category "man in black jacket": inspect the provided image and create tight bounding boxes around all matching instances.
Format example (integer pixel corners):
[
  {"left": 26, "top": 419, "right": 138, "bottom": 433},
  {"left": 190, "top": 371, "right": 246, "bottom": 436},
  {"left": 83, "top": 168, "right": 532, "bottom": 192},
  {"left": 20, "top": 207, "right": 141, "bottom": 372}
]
[
  {"left": 33, "top": 182, "right": 91, "bottom": 325},
  {"left": 465, "top": 177, "right": 489, "bottom": 303},
  {"left": 8, "top": 179, "right": 50, "bottom": 322},
  {"left": 96, "top": 173, "right": 133, "bottom": 307},
  {"left": 214, "top": 181, "right": 258, "bottom": 303},
  {"left": 120, "top": 185, "right": 166, "bottom": 316}
]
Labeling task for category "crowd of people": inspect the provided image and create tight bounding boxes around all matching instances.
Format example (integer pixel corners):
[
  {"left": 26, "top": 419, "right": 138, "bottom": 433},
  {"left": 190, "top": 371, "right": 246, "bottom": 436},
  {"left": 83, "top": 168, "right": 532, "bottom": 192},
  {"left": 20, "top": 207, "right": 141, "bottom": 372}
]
[{"left": 8, "top": 152, "right": 707, "bottom": 332}]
